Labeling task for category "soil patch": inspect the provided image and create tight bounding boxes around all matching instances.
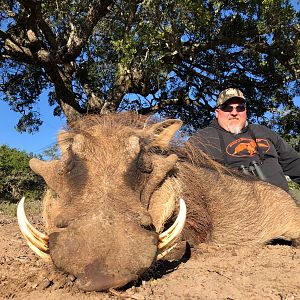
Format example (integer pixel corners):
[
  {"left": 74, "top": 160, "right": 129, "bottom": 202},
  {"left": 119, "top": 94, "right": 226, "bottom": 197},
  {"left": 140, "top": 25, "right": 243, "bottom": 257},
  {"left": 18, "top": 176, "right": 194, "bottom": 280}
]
[{"left": 0, "top": 214, "right": 299, "bottom": 300}]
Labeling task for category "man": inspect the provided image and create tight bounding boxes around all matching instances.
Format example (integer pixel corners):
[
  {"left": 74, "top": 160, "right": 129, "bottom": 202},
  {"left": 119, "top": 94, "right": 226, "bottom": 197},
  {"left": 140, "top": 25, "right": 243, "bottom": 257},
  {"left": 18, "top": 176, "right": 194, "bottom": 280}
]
[{"left": 189, "top": 88, "right": 300, "bottom": 202}]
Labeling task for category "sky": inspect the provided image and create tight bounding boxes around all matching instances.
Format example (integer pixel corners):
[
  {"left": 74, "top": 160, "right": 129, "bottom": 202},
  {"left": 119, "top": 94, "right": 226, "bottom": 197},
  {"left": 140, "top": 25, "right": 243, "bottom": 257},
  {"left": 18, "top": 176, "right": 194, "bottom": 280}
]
[{"left": 0, "top": 98, "right": 66, "bottom": 155}]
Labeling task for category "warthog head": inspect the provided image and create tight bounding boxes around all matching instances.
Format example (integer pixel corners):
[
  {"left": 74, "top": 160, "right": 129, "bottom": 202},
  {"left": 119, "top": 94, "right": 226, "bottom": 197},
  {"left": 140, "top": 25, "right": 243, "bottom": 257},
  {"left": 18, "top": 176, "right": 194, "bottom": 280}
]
[{"left": 18, "top": 114, "right": 187, "bottom": 291}]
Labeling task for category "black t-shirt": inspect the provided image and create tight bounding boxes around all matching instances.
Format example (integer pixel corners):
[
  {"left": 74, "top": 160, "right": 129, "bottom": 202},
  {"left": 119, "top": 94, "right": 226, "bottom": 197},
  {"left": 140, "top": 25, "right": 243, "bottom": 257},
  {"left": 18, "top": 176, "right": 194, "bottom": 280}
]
[{"left": 189, "top": 120, "right": 300, "bottom": 191}]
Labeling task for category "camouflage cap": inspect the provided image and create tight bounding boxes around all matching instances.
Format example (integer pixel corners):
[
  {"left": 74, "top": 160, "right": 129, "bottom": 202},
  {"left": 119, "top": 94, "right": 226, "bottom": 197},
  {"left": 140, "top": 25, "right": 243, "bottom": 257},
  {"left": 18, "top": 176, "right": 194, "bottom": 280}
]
[{"left": 216, "top": 88, "right": 246, "bottom": 107}]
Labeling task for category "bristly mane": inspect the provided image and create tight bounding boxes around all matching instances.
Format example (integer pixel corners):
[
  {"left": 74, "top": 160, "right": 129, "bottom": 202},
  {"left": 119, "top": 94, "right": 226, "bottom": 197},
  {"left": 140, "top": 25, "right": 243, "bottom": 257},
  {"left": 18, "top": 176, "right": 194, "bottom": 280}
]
[
  {"left": 66, "top": 112, "right": 257, "bottom": 182},
  {"left": 67, "top": 112, "right": 150, "bottom": 132}
]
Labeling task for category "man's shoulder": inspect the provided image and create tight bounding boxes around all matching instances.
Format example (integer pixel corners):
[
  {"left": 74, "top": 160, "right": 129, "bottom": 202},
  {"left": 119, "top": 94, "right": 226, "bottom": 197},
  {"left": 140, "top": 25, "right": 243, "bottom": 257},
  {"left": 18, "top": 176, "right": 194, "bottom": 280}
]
[
  {"left": 249, "top": 123, "right": 266, "bottom": 129},
  {"left": 248, "top": 123, "right": 273, "bottom": 133},
  {"left": 194, "top": 119, "right": 219, "bottom": 135},
  {"left": 195, "top": 125, "right": 217, "bottom": 135},
  {"left": 189, "top": 125, "right": 222, "bottom": 153},
  {"left": 248, "top": 124, "right": 280, "bottom": 142},
  {"left": 192, "top": 125, "right": 221, "bottom": 143}
]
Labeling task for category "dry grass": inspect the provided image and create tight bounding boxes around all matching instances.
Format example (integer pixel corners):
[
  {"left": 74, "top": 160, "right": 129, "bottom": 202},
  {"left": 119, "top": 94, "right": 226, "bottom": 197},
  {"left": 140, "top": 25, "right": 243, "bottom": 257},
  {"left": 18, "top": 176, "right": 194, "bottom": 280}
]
[{"left": 0, "top": 198, "right": 42, "bottom": 217}]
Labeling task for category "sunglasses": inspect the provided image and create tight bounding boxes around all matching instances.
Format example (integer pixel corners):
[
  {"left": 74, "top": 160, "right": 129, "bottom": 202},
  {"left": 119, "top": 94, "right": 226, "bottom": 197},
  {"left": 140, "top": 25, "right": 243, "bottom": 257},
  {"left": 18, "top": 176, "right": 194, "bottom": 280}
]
[{"left": 219, "top": 104, "right": 246, "bottom": 113}]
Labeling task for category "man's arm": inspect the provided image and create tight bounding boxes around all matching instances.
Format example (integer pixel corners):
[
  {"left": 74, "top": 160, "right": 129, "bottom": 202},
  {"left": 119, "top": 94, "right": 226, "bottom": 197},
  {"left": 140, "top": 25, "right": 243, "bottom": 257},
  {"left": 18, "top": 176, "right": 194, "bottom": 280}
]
[{"left": 272, "top": 132, "right": 300, "bottom": 184}]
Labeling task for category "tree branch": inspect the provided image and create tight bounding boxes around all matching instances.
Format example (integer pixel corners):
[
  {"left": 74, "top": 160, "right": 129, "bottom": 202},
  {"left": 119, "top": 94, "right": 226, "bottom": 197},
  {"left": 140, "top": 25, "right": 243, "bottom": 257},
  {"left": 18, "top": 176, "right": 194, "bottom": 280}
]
[
  {"left": 137, "top": 98, "right": 181, "bottom": 115},
  {"left": 61, "top": 0, "right": 114, "bottom": 62},
  {"left": 1, "top": 30, "right": 36, "bottom": 64},
  {"left": 17, "top": 0, "right": 58, "bottom": 50}
]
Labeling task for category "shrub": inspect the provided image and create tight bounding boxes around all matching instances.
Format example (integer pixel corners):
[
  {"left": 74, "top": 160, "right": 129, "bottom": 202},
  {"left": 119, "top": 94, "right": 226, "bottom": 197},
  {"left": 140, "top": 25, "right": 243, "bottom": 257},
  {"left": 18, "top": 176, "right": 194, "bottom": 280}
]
[{"left": 0, "top": 145, "right": 45, "bottom": 202}]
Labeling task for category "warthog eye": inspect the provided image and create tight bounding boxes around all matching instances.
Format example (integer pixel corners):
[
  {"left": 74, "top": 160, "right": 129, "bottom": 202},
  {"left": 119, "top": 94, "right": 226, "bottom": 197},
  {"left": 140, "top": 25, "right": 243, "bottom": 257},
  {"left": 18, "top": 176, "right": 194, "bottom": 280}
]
[{"left": 137, "top": 151, "right": 153, "bottom": 173}]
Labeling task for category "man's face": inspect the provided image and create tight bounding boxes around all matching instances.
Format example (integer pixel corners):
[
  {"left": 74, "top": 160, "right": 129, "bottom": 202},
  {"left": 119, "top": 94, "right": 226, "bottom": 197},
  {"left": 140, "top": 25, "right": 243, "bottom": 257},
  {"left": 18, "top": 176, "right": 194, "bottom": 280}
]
[{"left": 215, "top": 98, "right": 247, "bottom": 134}]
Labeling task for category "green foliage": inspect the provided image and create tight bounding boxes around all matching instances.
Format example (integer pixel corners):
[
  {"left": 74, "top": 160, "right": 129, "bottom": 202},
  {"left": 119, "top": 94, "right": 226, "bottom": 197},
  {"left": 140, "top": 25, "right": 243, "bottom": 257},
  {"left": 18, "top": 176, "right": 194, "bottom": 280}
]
[
  {"left": 284, "top": 135, "right": 300, "bottom": 152},
  {"left": 0, "top": 145, "right": 45, "bottom": 202},
  {"left": 41, "top": 144, "right": 60, "bottom": 160},
  {"left": 0, "top": 0, "right": 299, "bottom": 134}
]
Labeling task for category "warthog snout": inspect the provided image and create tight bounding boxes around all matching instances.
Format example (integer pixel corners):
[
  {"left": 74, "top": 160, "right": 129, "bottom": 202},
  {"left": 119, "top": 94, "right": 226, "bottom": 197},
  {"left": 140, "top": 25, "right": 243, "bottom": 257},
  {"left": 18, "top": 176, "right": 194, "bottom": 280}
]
[{"left": 48, "top": 213, "right": 159, "bottom": 291}]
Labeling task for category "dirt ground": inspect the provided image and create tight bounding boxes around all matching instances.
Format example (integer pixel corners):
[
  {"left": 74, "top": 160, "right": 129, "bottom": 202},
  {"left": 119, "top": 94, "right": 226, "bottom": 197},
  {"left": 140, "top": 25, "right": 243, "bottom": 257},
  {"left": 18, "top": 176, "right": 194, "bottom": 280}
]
[{"left": 1, "top": 212, "right": 299, "bottom": 300}]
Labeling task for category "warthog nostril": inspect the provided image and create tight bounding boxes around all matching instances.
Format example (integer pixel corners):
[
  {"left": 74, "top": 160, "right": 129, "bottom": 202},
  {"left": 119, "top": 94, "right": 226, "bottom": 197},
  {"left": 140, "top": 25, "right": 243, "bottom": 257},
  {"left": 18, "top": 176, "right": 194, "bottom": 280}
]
[{"left": 54, "top": 216, "right": 69, "bottom": 228}]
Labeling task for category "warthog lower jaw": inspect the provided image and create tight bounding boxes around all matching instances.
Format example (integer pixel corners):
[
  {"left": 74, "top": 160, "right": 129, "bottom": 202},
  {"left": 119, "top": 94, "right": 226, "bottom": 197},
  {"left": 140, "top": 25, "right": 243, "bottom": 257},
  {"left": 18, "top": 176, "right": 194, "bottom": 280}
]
[{"left": 17, "top": 196, "right": 187, "bottom": 261}]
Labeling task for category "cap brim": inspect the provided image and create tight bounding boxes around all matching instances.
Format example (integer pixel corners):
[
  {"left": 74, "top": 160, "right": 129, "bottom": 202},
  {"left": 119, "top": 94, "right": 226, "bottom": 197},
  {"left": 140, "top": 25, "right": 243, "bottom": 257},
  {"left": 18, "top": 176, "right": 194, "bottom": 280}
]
[{"left": 217, "top": 96, "right": 246, "bottom": 107}]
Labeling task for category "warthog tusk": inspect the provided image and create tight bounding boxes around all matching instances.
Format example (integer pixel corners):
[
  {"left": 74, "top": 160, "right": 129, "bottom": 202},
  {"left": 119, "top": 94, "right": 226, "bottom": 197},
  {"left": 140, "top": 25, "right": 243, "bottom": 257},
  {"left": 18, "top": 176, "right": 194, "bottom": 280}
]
[
  {"left": 26, "top": 239, "right": 52, "bottom": 260},
  {"left": 17, "top": 197, "right": 51, "bottom": 260},
  {"left": 157, "top": 242, "right": 179, "bottom": 260},
  {"left": 157, "top": 198, "right": 186, "bottom": 258}
]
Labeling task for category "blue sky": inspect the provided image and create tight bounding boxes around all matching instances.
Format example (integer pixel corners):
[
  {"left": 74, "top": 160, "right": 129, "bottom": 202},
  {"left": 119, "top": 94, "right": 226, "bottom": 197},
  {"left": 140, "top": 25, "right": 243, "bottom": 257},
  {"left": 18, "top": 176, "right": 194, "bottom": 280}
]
[{"left": 0, "top": 98, "right": 65, "bottom": 155}]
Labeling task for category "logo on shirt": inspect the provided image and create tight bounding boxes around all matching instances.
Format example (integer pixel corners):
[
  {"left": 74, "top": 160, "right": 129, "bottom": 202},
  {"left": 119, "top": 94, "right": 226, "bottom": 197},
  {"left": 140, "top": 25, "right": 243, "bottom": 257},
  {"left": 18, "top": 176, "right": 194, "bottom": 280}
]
[{"left": 226, "top": 138, "right": 270, "bottom": 157}]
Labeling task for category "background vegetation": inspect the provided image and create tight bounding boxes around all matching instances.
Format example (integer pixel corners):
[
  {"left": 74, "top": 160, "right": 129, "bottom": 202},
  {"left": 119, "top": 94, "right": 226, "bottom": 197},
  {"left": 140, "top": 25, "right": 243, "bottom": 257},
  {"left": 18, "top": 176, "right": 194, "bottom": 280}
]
[
  {"left": 0, "top": 145, "right": 45, "bottom": 205},
  {"left": 0, "top": 1, "right": 299, "bottom": 211},
  {"left": 0, "top": 0, "right": 299, "bottom": 140}
]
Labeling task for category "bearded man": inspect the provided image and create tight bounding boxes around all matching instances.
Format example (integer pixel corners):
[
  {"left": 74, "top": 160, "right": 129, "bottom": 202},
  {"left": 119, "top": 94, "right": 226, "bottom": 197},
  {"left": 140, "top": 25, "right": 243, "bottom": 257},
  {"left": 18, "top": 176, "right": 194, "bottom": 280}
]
[{"left": 189, "top": 88, "right": 300, "bottom": 203}]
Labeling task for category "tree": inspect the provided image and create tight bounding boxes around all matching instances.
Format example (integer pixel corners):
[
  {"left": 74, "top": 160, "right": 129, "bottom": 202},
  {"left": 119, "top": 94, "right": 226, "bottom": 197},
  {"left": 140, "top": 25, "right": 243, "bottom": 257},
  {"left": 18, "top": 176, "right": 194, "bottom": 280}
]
[
  {"left": 0, "top": 145, "right": 45, "bottom": 202},
  {"left": 0, "top": 0, "right": 299, "bottom": 135}
]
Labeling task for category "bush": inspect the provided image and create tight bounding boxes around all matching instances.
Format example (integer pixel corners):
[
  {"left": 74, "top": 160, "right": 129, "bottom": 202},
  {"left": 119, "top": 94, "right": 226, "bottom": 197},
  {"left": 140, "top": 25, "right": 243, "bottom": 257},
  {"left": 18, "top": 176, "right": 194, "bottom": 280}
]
[{"left": 0, "top": 145, "right": 45, "bottom": 202}]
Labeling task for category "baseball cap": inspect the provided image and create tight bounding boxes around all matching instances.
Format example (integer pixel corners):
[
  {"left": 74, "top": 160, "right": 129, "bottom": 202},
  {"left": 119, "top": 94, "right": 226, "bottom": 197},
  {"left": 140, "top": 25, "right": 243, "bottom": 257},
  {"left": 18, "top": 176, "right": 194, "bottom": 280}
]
[{"left": 216, "top": 88, "right": 246, "bottom": 107}]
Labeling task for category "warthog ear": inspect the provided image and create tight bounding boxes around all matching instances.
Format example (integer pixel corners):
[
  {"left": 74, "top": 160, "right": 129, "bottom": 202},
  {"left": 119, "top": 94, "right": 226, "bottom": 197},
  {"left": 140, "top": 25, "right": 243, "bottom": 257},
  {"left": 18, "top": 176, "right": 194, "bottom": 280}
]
[
  {"left": 57, "top": 131, "right": 75, "bottom": 153},
  {"left": 58, "top": 130, "right": 86, "bottom": 158},
  {"left": 146, "top": 119, "right": 183, "bottom": 149},
  {"left": 30, "top": 158, "right": 54, "bottom": 179},
  {"left": 30, "top": 131, "right": 78, "bottom": 185},
  {"left": 29, "top": 158, "right": 61, "bottom": 192}
]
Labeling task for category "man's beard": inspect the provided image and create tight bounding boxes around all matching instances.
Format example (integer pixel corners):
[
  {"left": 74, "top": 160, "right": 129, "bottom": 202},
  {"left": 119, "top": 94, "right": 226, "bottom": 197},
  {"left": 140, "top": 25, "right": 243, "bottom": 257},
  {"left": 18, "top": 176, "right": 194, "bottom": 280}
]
[{"left": 227, "top": 123, "right": 242, "bottom": 134}]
